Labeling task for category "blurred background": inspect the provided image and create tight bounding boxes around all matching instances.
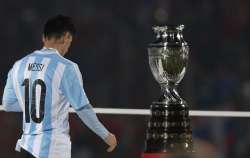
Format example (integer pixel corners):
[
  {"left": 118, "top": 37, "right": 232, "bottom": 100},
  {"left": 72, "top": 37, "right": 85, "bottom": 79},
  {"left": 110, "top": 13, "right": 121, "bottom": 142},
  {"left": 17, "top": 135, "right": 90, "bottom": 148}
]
[{"left": 1, "top": 0, "right": 250, "bottom": 157}]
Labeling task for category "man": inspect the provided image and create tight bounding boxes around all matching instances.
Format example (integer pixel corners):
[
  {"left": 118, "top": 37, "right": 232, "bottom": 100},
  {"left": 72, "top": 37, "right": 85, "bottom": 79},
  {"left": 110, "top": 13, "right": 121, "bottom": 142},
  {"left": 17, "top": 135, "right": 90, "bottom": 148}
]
[{"left": 2, "top": 15, "right": 117, "bottom": 158}]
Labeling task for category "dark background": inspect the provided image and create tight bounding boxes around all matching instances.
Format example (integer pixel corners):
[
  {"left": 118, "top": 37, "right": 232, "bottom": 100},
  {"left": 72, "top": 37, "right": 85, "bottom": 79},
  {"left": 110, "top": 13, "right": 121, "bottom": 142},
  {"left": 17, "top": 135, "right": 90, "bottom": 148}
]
[{"left": 1, "top": 0, "right": 250, "bottom": 157}]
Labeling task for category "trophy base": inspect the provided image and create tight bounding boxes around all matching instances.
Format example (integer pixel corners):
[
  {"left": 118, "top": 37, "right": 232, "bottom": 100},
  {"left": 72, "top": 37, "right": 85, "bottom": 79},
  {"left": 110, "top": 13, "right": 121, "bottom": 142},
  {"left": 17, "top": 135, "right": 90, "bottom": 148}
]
[{"left": 144, "top": 102, "right": 193, "bottom": 153}]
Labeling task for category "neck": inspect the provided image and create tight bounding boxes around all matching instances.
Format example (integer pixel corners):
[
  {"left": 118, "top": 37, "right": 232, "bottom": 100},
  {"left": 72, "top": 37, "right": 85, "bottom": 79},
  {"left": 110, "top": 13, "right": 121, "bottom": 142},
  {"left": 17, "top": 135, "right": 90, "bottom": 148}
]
[{"left": 43, "top": 43, "right": 65, "bottom": 56}]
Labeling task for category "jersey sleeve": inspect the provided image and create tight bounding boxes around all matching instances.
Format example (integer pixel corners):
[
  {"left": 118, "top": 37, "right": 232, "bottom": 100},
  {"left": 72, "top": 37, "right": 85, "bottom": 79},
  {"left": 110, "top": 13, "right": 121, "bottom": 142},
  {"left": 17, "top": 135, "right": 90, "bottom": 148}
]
[
  {"left": 60, "top": 64, "right": 90, "bottom": 110},
  {"left": 2, "top": 68, "right": 22, "bottom": 112},
  {"left": 76, "top": 104, "right": 109, "bottom": 140}
]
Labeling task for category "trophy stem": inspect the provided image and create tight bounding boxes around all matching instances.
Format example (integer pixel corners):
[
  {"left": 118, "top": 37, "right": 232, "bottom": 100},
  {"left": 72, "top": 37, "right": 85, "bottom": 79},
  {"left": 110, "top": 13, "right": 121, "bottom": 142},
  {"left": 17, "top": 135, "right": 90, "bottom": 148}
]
[{"left": 159, "top": 83, "right": 182, "bottom": 104}]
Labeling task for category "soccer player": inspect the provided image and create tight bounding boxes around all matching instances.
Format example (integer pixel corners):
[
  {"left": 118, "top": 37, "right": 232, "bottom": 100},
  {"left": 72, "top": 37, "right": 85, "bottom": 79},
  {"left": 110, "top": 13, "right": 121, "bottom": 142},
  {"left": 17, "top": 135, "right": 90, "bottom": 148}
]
[{"left": 2, "top": 15, "right": 117, "bottom": 158}]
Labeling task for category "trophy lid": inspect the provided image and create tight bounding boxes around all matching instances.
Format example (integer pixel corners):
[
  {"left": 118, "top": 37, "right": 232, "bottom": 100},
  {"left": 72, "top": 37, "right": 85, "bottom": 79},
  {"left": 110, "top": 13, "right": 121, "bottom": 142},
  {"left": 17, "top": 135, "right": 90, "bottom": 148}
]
[{"left": 149, "top": 24, "right": 187, "bottom": 47}]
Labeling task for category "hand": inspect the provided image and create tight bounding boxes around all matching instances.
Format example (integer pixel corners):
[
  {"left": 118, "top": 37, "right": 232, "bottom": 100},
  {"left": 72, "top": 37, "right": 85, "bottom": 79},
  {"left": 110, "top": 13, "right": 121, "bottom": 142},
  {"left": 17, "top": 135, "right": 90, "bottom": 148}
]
[{"left": 104, "top": 133, "right": 117, "bottom": 152}]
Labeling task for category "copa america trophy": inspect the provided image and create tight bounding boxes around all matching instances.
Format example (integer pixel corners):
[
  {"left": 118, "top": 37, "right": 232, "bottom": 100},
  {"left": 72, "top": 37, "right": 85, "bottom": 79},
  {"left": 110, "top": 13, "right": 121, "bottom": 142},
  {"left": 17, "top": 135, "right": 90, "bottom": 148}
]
[{"left": 142, "top": 25, "right": 193, "bottom": 158}]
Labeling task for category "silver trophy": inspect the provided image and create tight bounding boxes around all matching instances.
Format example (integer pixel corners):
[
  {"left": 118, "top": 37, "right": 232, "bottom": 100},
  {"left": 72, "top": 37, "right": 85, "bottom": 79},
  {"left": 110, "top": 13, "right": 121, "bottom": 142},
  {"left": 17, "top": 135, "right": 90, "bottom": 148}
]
[{"left": 143, "top": 25, "right": 193, "bottom": 157}]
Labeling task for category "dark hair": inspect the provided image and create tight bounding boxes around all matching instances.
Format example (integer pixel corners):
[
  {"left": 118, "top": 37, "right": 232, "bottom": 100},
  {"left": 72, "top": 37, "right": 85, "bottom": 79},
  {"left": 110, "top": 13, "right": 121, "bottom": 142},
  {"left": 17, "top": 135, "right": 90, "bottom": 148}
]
[{"left": 43, "top": 15, "right": 76, "bottom": 39}]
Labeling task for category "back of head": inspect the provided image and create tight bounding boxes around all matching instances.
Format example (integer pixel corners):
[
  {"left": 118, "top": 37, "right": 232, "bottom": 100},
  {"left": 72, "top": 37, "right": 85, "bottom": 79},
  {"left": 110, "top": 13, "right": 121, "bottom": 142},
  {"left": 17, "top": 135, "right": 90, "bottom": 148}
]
[{"left": 43, "top": 15, "right": 76, "bottom": 39}]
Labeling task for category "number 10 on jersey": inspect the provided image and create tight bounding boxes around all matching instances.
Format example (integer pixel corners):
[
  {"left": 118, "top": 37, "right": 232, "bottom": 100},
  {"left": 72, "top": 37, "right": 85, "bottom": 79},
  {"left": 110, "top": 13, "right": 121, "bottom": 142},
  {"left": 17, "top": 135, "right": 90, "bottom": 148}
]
[{"left": 22, "top": 78, "right": 46, "bottom": 123}]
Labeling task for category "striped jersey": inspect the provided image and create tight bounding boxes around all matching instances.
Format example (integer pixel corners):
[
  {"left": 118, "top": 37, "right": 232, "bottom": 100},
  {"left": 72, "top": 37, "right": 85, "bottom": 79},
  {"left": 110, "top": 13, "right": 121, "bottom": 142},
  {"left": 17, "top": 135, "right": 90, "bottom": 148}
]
[{"left": 2, "top": 48, "right": 89, "bottom": 158}]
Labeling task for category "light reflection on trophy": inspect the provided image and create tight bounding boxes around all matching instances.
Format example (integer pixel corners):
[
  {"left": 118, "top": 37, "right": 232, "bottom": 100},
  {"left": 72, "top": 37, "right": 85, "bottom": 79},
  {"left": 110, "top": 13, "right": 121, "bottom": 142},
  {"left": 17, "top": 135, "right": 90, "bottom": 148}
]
[{"left": 142, "top": 25, "right": 193, "bottom": 157}]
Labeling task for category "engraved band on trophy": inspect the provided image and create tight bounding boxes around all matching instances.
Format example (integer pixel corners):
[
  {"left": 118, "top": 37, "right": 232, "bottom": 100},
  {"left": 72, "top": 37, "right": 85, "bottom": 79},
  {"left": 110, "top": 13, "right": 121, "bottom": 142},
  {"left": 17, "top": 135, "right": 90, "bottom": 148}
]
[{"left": 142, "top": 25, "right": 193, "bottom": 158}]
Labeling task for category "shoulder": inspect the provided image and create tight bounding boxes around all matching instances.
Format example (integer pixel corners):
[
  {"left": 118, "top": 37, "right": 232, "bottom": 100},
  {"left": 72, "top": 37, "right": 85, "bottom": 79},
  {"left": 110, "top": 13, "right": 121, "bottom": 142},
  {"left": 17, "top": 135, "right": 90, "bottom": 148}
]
[
  {"left": 12, "top": 52, "right": 33, "bottom": 68},
  {"left": 60, "top": 57, "right": 77, "bottom": 67},
  {"left": 57, "top": 58, "right": 79, "bottom": 75},
  {"left": 55, "top": 56, "right": 79, "bottom": 71},
  {"left": 16, "top": 50, "right": 39, "bottom": 62},
  {"left": 61, "top": 59, "right": 83, "bottom": 79}
]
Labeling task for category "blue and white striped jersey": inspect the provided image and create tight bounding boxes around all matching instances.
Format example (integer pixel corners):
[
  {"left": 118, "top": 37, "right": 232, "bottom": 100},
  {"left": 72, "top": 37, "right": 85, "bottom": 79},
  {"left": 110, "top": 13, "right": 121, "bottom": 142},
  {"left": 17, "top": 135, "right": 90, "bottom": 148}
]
[{"left": 2, "top": 48, "right": 89, "bottom": 158}]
